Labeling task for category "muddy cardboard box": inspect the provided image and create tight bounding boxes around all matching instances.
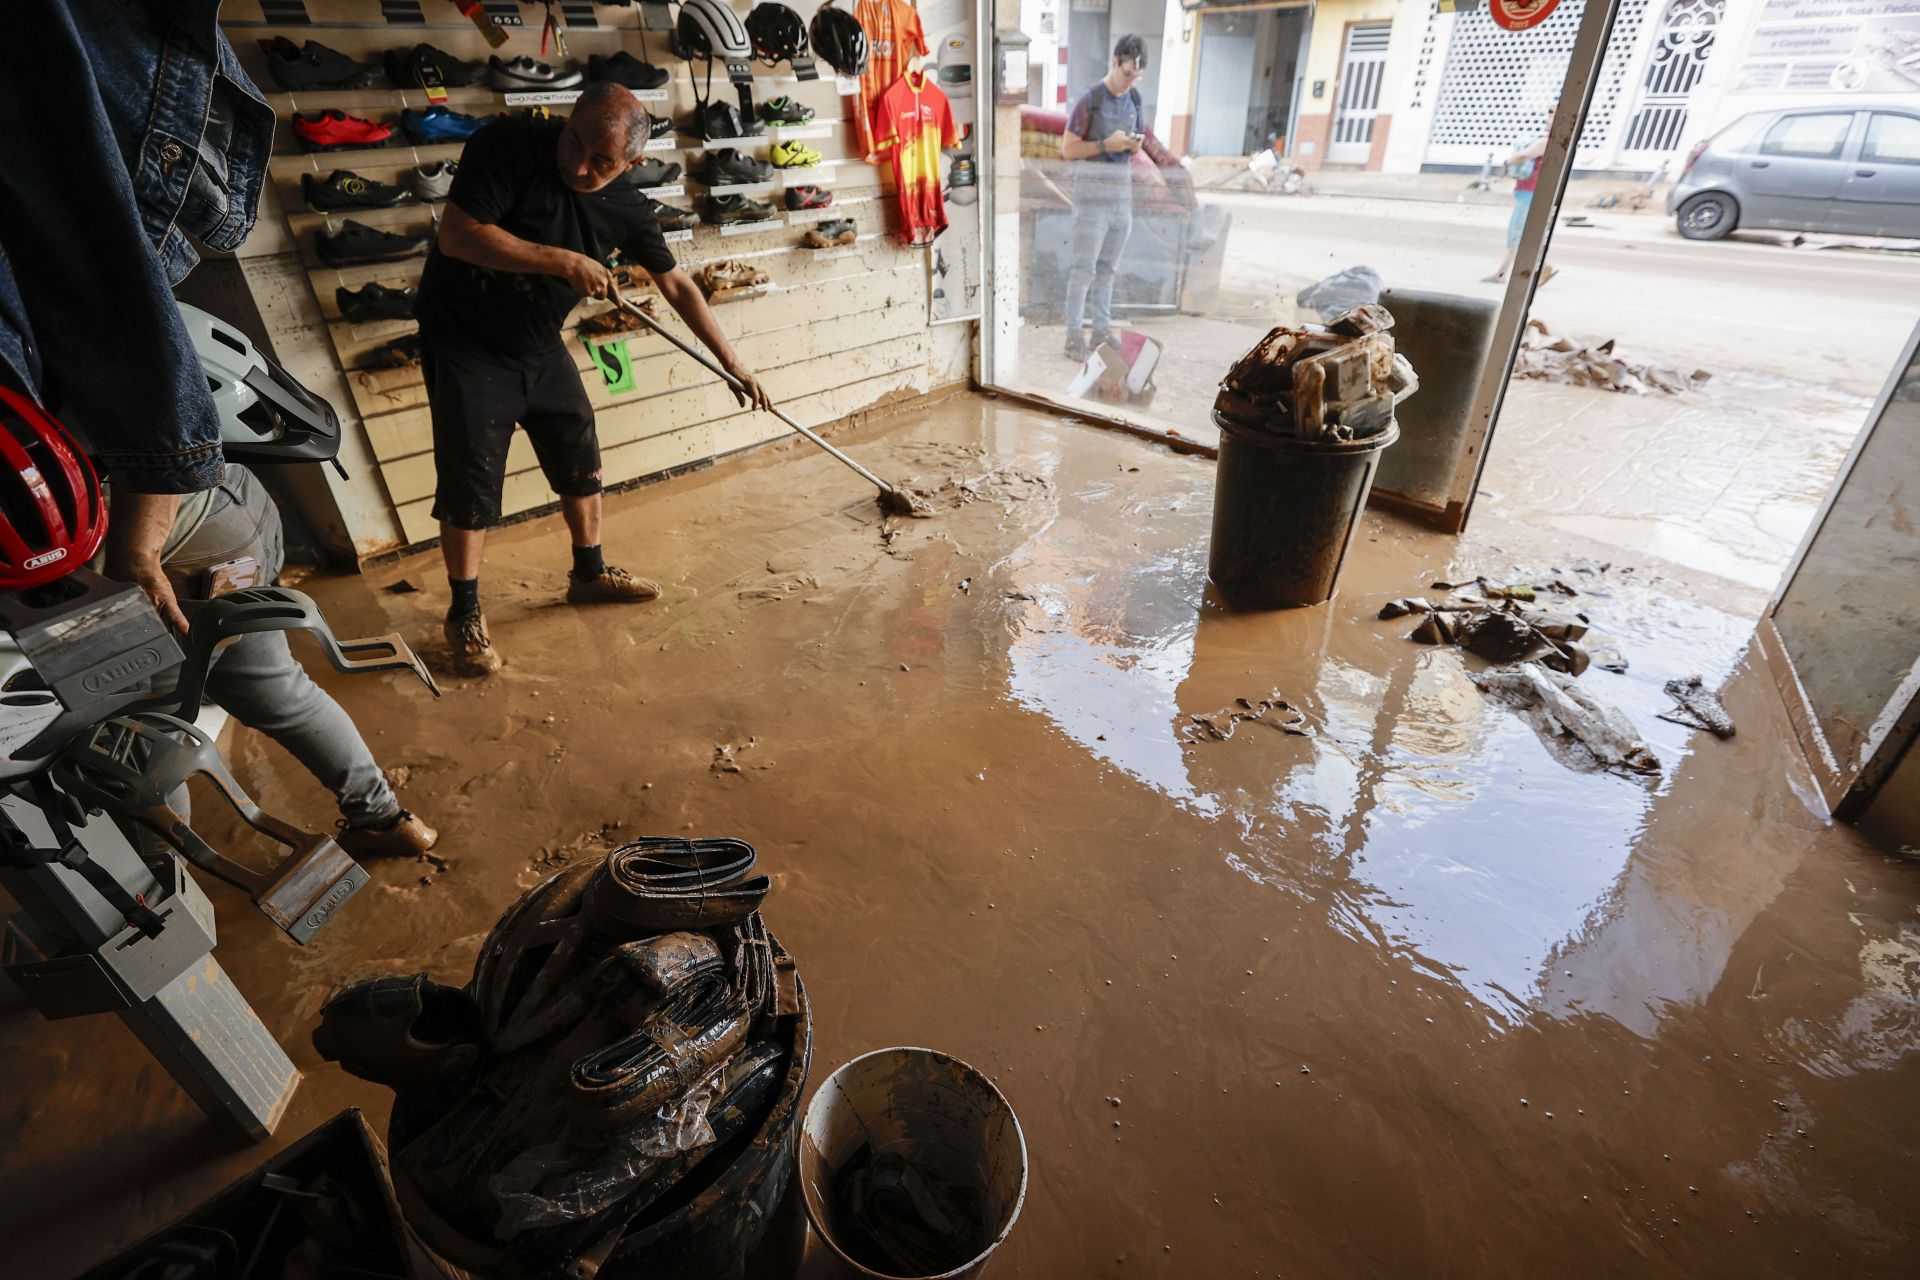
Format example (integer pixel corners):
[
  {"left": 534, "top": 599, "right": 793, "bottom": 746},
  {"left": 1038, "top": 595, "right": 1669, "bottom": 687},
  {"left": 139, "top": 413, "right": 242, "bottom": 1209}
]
[
  {"left": 76, "top": 1108, "right": 425, "bottom": 1279},
  {"left": 1066, "top": 331, "right": 1161, "bottom": 407}
]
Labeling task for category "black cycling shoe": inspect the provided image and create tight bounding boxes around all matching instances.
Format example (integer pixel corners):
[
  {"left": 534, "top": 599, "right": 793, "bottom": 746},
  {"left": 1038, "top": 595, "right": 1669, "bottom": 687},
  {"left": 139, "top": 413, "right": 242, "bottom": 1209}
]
[
  {"left": 303, "top": 170, "right": 412, "bottom": 213},
  {"left": 683, "top": 102, "right": 762, "bottom": 142},
  {"left": 317, "top": 220, "right": 430, "bottom": 267},
  {"left": 336, "top": 282, "right": 417, "bottom": 323},
  {"left": 696, "top": 148, "right": 772, "bottom": 186},
  {"left": 648, "top": 113, "right": 675, "bottom": 140},
  {"left": 702, "top": 194, "right": 778, "bottom": 224},
  {"left": 384, "top": 42, "right": 483, "bottom": 89},
  {"left": 588, "top": 50, "right": 669, "bottom": 90},
  {"left": 628, "top": 158, "right": 682, "bottom": 188},
  {"left": 261, "top": 37, "right": 373, "bottom": 91},
  {"left": 648, "top": 200, "right": 698, "bottom": 232}
]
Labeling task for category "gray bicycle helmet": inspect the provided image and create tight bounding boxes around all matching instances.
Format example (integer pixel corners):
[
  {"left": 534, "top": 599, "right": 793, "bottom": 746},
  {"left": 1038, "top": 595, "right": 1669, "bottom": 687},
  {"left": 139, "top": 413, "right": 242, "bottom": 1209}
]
[
  {"left": 674, "top": 0, "right": 752, "bottom": 63},
  {"left": 178, "top": 303, "right": 346, "bottom": 475}
]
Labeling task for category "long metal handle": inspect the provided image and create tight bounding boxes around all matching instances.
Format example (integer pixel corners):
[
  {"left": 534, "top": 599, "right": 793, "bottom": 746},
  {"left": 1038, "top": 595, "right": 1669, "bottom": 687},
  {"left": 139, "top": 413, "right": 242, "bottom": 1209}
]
[{"left": 607, "top": 290, "right": 903, "bottom": 500}]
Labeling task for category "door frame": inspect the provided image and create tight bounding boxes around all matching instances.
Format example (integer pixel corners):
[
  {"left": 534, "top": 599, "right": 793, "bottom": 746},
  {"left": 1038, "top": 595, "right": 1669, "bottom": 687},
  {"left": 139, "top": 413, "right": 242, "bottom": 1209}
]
[
  {"left": 1756, "top": 318, "right": 1920, "bottom": 818},
  {"left": 1326, "top": 20, "right": 1393, "bottom": 166}
]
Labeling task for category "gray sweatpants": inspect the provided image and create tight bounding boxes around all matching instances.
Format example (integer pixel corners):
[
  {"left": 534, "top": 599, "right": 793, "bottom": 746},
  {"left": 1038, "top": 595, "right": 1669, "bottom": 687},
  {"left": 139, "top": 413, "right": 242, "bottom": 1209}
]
[{"left": 161, "top": 467, "right": 400, "bottom": 828}]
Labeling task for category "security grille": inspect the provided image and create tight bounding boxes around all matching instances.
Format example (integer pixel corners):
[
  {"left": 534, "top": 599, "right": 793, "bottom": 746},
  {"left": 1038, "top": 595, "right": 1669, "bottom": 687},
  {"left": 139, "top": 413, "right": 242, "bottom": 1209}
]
[
  {"left": 1423, "top": 0, "right": 1655, "bottom": 168},
  {"left": 1620, "top": 0, "right": 1723, "bottom": 157}
]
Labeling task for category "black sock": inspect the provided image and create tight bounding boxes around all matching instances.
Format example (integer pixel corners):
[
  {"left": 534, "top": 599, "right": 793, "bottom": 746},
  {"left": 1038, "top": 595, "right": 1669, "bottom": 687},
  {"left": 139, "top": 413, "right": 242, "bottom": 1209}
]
[
  {"left": 448, "top": 576, "right": 480, "bottom": 618},
  {"left": 572, "top": 544, "right": 605, "bottom": 581}
]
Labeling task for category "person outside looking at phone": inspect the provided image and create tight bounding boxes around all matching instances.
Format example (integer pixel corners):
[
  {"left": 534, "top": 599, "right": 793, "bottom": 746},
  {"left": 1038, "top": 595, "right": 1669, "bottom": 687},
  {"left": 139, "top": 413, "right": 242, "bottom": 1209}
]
[{"left": 1060, "top": 34, "right": 1149, "bottom": 360}]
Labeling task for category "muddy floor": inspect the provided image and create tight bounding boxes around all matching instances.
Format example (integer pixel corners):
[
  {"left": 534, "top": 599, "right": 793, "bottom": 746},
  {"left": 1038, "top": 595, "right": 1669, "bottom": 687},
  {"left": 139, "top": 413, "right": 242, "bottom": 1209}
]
[{"left": 4, "top": 395, "right": 1918, "bottom": 1278}]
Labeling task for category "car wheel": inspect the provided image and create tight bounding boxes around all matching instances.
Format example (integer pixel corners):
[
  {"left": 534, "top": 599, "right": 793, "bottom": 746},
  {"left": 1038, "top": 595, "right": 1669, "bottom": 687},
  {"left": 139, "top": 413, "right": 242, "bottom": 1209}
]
[{"left": 1676, "top": 191, "right": 1738, "bottom": 241}]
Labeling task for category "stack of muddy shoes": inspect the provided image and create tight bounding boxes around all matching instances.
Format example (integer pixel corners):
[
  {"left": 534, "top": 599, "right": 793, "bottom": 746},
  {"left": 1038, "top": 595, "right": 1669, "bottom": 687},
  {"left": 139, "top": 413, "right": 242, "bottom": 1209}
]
[{"left": 314, "top": 837, "right": 806, "bottom": 1278}]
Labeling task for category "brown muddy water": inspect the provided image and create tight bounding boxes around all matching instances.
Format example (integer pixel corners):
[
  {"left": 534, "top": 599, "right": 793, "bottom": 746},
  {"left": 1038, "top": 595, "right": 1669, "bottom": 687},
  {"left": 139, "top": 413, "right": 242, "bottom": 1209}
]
[{"left": 3, "top": 395, "right": 1917, "bottom": 1278}]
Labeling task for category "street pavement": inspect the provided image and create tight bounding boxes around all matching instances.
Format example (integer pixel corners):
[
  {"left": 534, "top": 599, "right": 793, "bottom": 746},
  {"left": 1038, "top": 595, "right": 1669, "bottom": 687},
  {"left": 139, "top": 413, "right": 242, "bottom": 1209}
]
[{"left": 1006, "top": 187, "right": 1920, "bottom": 595}]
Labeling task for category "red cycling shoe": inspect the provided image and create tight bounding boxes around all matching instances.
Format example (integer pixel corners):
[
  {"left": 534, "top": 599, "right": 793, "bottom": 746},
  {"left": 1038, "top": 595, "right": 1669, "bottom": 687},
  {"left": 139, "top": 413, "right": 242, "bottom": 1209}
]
[{"left": 294, "top": 109, "right": 396, "bottom": 152}]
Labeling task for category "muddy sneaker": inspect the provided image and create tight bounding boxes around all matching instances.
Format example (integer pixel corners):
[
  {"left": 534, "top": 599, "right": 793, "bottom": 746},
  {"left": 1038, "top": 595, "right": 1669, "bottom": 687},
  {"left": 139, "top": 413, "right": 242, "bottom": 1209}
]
[
  {"left": 337, "top": 282, "right": 416, "bottom": 323},
  {"left": 443, "top": 611, "right": 503, "bottom": 676},
  {"left": 336, "top": 810, "right": 439, "bottom": 859},
  {"left": 1065, "top": 331, "right": 1088, "bottom": 361},
  {"left": 648, "top": 200, "right": 698, "bottom": 232},
  {"left": 802, "top": 218, "right": 856, "bottom": 248},
  {"left": 566, "top": 566, "right": 662, "bottom": 604},
  {"left": 696, "top": 259, "right": 770, "bottom": 294}
]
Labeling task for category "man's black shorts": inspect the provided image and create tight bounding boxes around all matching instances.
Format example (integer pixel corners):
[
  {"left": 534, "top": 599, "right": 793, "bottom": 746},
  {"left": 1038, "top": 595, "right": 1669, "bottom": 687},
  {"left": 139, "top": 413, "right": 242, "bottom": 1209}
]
[{"left": 423, "top": 337, "right": 602, "bottom": 530}]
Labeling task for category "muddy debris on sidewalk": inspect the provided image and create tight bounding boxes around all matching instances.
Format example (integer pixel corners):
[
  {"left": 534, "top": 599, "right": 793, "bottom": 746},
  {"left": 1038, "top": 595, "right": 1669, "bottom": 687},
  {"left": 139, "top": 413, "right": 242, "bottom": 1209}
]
[{"left": 1516, "top": 319, "right": 1711, "bottom": 395}]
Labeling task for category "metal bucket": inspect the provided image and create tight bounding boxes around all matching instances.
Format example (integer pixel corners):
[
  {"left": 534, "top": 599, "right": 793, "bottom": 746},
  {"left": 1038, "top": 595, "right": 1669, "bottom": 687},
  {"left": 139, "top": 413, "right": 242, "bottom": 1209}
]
[{"left": 798, "top": 1047, "right": 1028, "bottom": 1280}]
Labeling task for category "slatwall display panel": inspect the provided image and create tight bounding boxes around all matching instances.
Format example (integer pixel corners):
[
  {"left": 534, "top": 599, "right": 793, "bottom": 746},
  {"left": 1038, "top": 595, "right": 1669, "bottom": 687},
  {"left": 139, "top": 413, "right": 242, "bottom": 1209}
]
[{"left": 219, "top": 0, "right": 937, "bottom": 552}]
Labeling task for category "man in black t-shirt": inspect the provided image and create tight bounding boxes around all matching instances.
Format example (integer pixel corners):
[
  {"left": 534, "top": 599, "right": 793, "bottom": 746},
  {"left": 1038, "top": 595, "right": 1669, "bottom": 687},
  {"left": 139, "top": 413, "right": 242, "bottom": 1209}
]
[{"left": 417, "top": 81, "right": 770, "bottom": 677}]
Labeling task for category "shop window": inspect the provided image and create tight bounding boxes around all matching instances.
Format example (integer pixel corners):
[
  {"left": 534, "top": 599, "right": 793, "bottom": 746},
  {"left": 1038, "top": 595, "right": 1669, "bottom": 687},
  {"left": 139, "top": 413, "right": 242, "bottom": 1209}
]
[{"left": 1759, "top": 112, "right": 1853, "bottom": 160}]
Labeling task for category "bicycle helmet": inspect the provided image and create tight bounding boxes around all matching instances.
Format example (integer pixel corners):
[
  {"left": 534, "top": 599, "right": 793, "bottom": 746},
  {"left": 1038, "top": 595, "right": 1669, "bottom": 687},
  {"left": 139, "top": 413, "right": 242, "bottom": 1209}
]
[
  {"left": 809, "top": 2, "right": 868, "bottom": 78},
  {"left": 0, "top": 386, "right": 108, "bottom": 592},
  {"left": 179, "top": 303, "right": 346, "bottom": 475},
  {"left": 674, "top": 0, "right": 752, "bottom": 63},
  {"left": 746, "top": 3, "right": 817, "bottom": 79}
]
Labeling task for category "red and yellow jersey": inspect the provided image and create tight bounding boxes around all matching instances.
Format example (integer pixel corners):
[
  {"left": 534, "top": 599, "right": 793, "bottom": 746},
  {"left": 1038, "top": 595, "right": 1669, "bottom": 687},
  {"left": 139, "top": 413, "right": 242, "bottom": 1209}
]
[
  {"left": 852, "top": 0, "right": 928, "bottom": 161},
  {"left": 872, "top": 70, "right": 957, "bottom": 246}
]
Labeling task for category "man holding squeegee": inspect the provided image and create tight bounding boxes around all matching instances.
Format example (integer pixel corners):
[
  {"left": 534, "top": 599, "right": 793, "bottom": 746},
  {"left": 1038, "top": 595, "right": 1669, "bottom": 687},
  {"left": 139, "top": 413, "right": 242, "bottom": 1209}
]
[{"left": 418, "top": 81, "right": 771, "bottom": 677}]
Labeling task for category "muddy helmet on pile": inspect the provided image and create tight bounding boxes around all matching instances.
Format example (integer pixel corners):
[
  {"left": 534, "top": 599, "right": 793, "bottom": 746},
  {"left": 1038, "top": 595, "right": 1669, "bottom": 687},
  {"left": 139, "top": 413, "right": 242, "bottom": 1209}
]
[
  {"left": 0, "top": 386, "right": 107, "bottom": 594},
  {"left": 178, "top": 303, "right": 346, "bottom": 473},
  {"left": 673, "top": 0, "right": 752, "bottom": 62},
  {"left": 746, "top": 3, "right": 817, "bottom": 79},
  {"left": 809, "top": 1, "right": 868, "bottom": 78}
]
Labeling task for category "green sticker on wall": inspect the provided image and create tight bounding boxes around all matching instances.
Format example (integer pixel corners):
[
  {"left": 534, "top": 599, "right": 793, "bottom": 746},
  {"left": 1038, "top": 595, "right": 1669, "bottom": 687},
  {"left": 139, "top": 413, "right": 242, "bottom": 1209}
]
[{"left": 587, "top": 338, "right": 635, "bottom": 394}]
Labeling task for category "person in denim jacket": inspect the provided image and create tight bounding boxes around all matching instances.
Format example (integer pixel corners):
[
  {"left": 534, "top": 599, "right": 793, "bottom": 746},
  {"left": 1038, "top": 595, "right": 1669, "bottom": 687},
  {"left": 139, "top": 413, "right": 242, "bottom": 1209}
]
[
  {"left": 0, "top": 0, "right": 272, "bottom": 632},
  {"left": 0, "top": 1, "right": 438, "bottom": 859}
]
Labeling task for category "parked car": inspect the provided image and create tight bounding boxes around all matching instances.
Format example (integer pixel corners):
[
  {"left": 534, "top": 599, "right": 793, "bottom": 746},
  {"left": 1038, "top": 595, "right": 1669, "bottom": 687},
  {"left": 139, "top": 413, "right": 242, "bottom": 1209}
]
[{"left": 1667, "top": 106, "right": 1920, "bottom": 240}]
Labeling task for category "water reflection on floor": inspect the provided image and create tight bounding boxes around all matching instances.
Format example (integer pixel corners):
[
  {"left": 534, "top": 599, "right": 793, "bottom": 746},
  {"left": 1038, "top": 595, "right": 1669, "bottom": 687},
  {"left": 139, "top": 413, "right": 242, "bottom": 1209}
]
[{"left": 1001, "top": 420, "right": 1798, "bottom": 1029}]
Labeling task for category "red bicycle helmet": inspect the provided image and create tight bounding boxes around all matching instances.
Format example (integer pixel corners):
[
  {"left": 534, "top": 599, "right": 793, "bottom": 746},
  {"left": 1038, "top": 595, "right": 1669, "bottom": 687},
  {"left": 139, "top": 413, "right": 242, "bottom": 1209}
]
[{"left": 0, "top": 385, "right": 108, "bottom": 590}]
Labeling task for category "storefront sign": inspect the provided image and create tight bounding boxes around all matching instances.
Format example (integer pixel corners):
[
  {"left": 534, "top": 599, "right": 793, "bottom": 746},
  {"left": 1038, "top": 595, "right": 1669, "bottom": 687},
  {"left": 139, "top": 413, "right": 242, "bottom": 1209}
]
[
  {"left": 1489, "top": 0, "right": 1562, "bottom": 31},
  {"left": 1735, "top": 0, "right": 1920, "bottom": 93}
]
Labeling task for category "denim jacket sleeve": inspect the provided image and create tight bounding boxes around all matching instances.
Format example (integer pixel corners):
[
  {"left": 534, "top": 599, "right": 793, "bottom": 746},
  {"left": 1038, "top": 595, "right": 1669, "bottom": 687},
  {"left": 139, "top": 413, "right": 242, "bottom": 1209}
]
[{"left": 0, "top": 0, "right": 273, "bottom": 494}]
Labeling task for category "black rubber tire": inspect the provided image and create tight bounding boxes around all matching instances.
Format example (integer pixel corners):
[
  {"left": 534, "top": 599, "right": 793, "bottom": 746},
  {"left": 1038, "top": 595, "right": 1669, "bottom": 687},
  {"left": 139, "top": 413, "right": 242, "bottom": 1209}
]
[{"left": 1676, "top": 191, "right": 1739, "bottom": 241}]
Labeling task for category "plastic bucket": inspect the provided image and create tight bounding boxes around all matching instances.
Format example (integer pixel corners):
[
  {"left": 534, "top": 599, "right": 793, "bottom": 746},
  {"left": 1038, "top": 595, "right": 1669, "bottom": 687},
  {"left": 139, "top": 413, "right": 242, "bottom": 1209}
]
[
  {"left": 1207, "top": 410, "right": 1399, "bottom": 609},
  {"left": 798, "top": 1047, "right": 1028, "bottom": 1279}
]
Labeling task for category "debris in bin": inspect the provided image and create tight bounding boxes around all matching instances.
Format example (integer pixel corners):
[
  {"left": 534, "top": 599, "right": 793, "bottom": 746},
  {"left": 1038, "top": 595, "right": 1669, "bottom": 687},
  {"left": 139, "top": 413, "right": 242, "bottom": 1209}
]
[
  {"left": 1474, "top": 662, "right": 1661, "bottom": 775},
  {"left": 315, "top": 836, "right": 798, "bottom": 1275},
  {"left": 1658, "top": 675, "right": 1736, "bottom": 738},
  {"left": 1516, "top": 320, "right": 1710, "bottom": 395},
  {"left": 1295, "top": 266, "right": 1383, "bottom": 322},
  {"left": 1216, "top": 306, "right": 1418, "bottom": 443}
]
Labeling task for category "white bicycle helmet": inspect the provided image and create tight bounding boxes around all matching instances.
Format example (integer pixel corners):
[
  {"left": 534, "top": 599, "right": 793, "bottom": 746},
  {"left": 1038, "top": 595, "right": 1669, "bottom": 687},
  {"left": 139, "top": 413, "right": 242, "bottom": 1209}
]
[
  {"left": 178, "top": 303, "right": 345, "bottom": 473},
  {"left": 0, "top": 633, "right": 65, "bottom": 781}
]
